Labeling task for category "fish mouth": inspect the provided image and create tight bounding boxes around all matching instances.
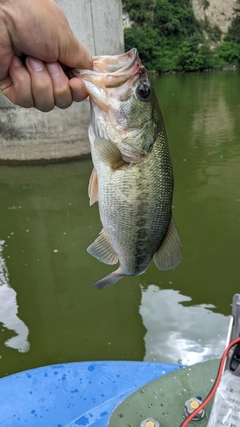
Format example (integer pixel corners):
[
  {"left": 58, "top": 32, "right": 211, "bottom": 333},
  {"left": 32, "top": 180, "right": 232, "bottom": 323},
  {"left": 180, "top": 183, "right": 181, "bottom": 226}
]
[
  {"left": 92, "top": 48, "right": 139, "bottom": 74},
  {"left": 72, "top": 48, "right": 144, "bottom": 89}
]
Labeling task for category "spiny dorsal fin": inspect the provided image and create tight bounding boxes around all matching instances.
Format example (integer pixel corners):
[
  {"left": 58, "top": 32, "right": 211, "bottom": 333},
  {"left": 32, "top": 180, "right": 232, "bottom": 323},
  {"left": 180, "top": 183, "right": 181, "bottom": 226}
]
[
  {"left": 88, "top": 168, "right": 98, "bottom": 206},
  {"left": 87, "top": 228, "right": 118, "bottom": 265},
  {"left": 94, "top": 137, "right": 124, "bottom": 168},
  {"left": 153, "top": 216, "right": 182, "bottom": 270}
]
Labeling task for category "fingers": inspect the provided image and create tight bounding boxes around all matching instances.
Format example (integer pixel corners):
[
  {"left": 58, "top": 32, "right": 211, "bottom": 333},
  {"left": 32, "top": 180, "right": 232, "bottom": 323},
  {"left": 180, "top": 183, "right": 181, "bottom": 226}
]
[
  {"left": 0, "top": 56, "right": 34, "bottom": 107},
  {"left": 0, "top": 50, "right": 12, "bottom": 82},
  {"left": 0, "top": 10, "right": 13, "bottom": 82},
  {"left": 69, "top": 78, "right": 88, "bottom": 102},
  {"left": 0, "top": 56, "right": 87, "bottom": 112},
  {"left": 46, "top": 62, "right": 72, "bottom": 109},
  {"left": 25, "top": 57, "right": 54, "bottom": 111},
  {"left": 26, "top": 57, "right": 73, "bottom": 111}
]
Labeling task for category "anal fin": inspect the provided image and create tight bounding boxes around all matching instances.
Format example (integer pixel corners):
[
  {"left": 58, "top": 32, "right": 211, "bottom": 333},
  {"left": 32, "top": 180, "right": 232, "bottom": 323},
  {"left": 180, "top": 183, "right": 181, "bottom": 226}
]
[
  {"left": 153, "top": 216, "right": 182, "bottom": 270},
  {"left": 87, "top": 228, "right": 118, "bottom": 265}
]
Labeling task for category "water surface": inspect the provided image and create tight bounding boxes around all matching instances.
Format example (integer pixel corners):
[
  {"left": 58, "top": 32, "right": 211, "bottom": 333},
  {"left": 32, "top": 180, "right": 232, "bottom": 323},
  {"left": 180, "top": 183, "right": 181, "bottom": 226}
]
[{"left": 0, "top": 70, "right": 240, "bottom": 376}]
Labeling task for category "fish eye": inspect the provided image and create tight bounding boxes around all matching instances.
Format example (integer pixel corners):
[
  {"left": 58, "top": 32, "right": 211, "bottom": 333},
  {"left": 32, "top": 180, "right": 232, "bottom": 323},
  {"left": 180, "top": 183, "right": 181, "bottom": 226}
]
[{"left": 136, "top": 83, "right": 151, "bottom": 101}]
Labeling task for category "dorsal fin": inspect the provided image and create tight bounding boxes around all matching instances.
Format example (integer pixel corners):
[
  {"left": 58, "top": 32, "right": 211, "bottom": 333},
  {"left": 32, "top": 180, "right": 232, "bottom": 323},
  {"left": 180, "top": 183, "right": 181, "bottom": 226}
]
[{"left": 153, "top": 216, "right": 182, "bottom": 270}]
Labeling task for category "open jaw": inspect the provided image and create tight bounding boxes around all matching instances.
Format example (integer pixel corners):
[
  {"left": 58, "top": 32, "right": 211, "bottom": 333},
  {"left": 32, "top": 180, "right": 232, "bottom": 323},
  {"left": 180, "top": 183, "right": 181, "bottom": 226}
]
[
  {"left": 73, "top": 48, "right": 144, "bottom": 89},
  {"left": 92, "top": 48, "right": 139, "bottom": 74}
]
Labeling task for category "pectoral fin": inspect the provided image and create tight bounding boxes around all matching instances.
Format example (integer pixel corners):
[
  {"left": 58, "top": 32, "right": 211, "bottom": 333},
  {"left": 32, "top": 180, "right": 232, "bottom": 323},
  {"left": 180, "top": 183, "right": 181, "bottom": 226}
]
[
  {"left": 88, "top": 168, "right": 98, "bottom": 206},
  {"left": 87, "top": 228, "right": 118, "bottom": 265},
  {"left": 94, "top": 137, "right": 125, "bottom": 169},
  {"left": 153, "top": 216, "right": 182, "bottom": 270}
]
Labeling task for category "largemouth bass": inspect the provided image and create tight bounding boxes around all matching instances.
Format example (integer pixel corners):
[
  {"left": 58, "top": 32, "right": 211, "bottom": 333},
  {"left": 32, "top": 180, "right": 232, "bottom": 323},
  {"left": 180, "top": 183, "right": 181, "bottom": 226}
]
[{"left": 74, "top": 48, "right": 182, "bottom": 289}]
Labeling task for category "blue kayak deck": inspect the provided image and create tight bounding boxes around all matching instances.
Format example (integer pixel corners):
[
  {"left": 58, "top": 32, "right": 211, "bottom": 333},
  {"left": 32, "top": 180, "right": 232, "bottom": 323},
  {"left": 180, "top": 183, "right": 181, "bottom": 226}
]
[{"left": 0, "top": 361, "right": 182, "bottom": 427}]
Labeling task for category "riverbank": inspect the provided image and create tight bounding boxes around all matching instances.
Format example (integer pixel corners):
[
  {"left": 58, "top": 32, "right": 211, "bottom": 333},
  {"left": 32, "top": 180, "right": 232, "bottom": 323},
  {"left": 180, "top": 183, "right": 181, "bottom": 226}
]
[
  {"left": 123, "top": 0, "right": 240, "bottom": 73},
  {"left": 152, "top": 64, "right": 238, "bottom": 75}
]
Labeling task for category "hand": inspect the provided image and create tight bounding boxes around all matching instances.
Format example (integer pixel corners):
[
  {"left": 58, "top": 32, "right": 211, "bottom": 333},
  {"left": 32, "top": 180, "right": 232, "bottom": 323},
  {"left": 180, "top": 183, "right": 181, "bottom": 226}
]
[{"left": 0, "top": 0, "right": 93, "bottom": 112}]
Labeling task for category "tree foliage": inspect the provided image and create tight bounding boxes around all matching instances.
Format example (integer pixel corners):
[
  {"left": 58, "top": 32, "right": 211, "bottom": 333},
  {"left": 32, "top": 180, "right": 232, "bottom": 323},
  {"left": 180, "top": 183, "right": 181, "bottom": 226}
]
[{"left": 123, "top": 0, "right": 240, "bottom": 72}]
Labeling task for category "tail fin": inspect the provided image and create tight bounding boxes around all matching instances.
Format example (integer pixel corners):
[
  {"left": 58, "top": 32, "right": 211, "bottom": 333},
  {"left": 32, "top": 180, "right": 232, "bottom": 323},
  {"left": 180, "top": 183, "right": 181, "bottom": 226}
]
[{"left": 94, "top": 268, "right": 124, "bottom": 290}]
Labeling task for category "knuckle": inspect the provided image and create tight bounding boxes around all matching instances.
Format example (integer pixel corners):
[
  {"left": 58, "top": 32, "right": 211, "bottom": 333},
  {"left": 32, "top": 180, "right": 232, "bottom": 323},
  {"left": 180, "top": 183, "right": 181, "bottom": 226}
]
[
  {"left": 33, "top": 80, "right": 51, "bottom": 92},
  {"left": 54, "top": 84, "right": 70, "bottom": 98},
  {"left": 32, "top": 92, "right": 55, "bottom": 112},
  {"left": 56, "top": 100, "right": 72, "bottom": 109},
  {"left": 21, "top": 101, "right": 35, "bottom": 109},
  {"left": 12, "top": 92, "right": 34, "bottom": 109},
  {"left": 37, "top": 104, "right": 55, "bottom": 113}
]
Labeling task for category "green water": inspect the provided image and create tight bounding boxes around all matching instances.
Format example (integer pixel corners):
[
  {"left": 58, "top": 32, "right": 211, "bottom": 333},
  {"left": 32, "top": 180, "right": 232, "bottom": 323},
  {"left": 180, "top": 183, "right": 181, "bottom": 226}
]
[{"left": 0, "top": 70, "right": 240, "bottom": 377}]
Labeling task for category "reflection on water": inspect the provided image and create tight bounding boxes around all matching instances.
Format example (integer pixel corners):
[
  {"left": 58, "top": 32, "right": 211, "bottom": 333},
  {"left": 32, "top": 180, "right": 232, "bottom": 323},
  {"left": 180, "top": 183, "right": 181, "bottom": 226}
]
[
  {"left": 0, "top": 240, "right": 30, "bottom": 353},
  {"left": 192, "top": 81, "right": 234, "bottom": 146},
  {"left": 140, "top": 285, "right": 229, "bottom": 365}
]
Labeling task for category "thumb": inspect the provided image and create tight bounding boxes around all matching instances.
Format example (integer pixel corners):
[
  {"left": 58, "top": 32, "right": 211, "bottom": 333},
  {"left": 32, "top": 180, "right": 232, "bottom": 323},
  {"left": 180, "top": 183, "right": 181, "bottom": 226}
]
[{"left": 58, "top": 32, "right": 93, "bottom": 71}]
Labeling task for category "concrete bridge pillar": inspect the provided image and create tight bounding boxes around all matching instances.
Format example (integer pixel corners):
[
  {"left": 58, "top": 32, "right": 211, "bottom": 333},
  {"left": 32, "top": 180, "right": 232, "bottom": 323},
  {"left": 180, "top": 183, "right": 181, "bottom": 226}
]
[{"left": 0, "top": 0, "right": 124, "bottom": 162}]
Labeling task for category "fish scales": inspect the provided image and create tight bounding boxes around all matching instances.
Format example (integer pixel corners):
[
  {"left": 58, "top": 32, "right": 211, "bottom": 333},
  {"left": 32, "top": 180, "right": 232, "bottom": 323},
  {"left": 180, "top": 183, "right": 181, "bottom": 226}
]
[
  {"left": 73, "top": 48, "right": 182, "bottom": 288},
  {"left": 98, "top": 138, "right": 172, "bottom": 276}
]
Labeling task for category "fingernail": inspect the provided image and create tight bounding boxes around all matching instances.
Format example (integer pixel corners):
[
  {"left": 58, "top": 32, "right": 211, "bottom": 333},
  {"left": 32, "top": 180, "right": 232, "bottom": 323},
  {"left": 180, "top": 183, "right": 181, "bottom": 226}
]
[
  {"left": 46, "top": 62, "right": 61, "bottom": 77},
  {"left": 28, "top": 57, "right": 44, "bottom": 72},
  {"left": 12, "top": 56, "right": 22, "bottom": 68}
]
